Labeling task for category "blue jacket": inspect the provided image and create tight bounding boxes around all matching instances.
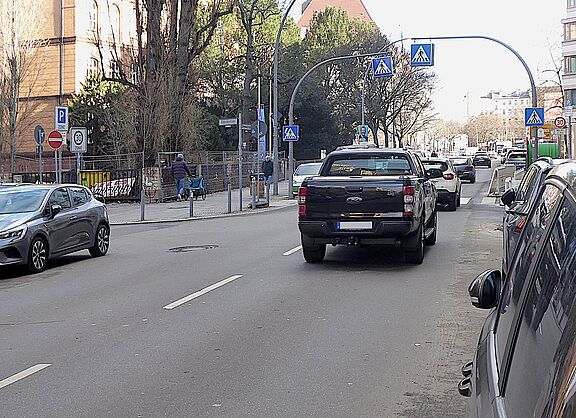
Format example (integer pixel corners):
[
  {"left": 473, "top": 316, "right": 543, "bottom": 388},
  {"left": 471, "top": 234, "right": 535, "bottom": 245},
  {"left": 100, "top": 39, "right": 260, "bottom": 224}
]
[{"left": 172, "top": 157, "right": 191, "bottom": 179}]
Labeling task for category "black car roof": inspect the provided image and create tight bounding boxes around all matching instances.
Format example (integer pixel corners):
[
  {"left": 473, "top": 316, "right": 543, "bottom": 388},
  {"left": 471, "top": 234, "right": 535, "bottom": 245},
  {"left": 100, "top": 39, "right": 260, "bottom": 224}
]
[{"left": 547, "top": 161, "right": 576, "bottom": 190}]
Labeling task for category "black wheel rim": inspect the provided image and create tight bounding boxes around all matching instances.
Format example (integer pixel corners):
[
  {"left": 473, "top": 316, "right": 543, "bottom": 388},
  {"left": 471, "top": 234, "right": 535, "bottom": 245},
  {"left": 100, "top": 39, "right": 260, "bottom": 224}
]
[
  {"left": 32, "top": 240, "right": 47, "bottom": 271},
  {"left": 97, "top": 227, "right": 109, "bottom": 254}
]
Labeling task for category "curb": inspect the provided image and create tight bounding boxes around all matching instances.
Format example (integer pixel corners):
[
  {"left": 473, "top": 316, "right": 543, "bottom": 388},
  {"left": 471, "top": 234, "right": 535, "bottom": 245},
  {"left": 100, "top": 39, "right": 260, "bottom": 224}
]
[{"left": 110, "top": 200, "right": 297, "bottom": 226}]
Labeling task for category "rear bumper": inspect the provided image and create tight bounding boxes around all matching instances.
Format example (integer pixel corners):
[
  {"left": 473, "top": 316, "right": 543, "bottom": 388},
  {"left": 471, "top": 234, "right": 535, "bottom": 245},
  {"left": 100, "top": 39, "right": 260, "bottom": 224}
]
[
  {"left": 473, "top": 160, "right": 491, "bottom": 167},
  {"left": 458, "top": 171, "right": 475, "bottom": 180},
  {"left": 299, "top": 219, "right": 416, "bottom": 245},
  {"left": 436, "top": 189, "right": 455, "bottom": 203}
]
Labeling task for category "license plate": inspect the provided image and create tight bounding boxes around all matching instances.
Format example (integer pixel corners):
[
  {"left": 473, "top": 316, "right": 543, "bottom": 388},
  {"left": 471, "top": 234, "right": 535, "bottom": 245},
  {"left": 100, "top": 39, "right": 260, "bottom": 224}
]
[{"left": 337, "top": 221, "right": 373, "bottom": 230}]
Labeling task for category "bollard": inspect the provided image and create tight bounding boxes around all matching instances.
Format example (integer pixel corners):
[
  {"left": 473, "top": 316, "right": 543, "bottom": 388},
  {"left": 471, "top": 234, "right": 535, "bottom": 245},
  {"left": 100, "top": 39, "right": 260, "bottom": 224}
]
[
  {"left": 228, "top": 184, "right": 232, "bottom": 213},
  {"left": 189, "top": 193, "right": 194, "bottom": 217},
  {"left": 140, "top": 187, "right": 145, "bottom": 221},
  {"left": 251, "top": 179, "right": 257, "bottom": 209}
]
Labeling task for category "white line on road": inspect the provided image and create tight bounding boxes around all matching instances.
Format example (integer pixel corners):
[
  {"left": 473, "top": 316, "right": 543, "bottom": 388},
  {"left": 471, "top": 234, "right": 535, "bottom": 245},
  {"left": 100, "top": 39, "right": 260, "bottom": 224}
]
[
  {"left": 283, "top": 246, "right": 302, "bottom": 256},
  {"left": 0, "top": 364, "right": 51, "bottom": 390},
  {"left": 163, "top": 275, "right": 244, "bottom": 310},
  {"left": 461, "top": 197, "right": 472, "bottom": 205}
]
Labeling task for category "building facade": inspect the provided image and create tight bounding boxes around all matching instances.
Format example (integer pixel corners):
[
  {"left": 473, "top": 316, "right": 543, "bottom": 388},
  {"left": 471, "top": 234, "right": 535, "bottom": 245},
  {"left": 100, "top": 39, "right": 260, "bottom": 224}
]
[
  {"left": 296, "top": 0, "right": 373, "bottom": 35},
  {"left": 13, "top": 0, "right": 136, "bottom": 155}
]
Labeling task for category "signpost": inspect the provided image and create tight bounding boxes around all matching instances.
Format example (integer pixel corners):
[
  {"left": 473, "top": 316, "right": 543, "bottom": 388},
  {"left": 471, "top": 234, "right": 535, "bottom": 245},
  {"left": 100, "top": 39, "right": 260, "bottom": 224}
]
[
  {"left": 47, "top": 130, "right": 63, "bottom": 150},
  {"left": 371, "top": 57, "right": 393, "bottom": 78},
  {"left": 525, "top": 107, "right": 544, "bottom": 162},
  {"left": 70, "top": 127, "right": 87, "bottom": 184},
  {"left": 410, "top": 43, "right": 435, "bottom": 67},
  {"left": 282, "top": 125, "right": 299, "bottom": 142},
  {"left": 554, "top": 116, "right": 567, "bottom": 129},
  {"left": 34, "top": 125, "right": 45, "bottom": 183},
  {"left": 53, "top": 106, "right": 68, "bottom": 183}
]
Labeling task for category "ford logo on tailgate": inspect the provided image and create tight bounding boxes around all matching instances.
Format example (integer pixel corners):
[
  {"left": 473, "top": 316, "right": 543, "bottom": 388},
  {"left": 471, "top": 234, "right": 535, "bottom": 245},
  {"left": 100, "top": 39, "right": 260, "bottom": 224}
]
[{"left": 346, "top": 196, "right": 363, "bottom": 205}]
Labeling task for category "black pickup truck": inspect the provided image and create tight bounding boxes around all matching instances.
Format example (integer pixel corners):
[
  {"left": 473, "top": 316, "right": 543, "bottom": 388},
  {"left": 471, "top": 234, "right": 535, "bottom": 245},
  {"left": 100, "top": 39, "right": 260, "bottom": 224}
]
[{"left": 297, "top": 148, "right": 440, "bottom": 264}]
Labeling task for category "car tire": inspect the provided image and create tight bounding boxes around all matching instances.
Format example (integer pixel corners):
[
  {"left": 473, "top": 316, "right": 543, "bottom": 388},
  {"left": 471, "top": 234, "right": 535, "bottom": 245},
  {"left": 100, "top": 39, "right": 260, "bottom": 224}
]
[
  {"left": 301, "top": 234, "right": 326, "bottom": 263},
  {"left": 425, "top": 210, "right": 437, "bottom": 246},
  {"left": 470, "top": 177, "right": 476, "bottom": 184},
  {"left": 89, "top": 224, "right": 110, "bottom": 257},
  {"left": 456, "top": 190, "right": 461, "bottom": 207},
  {"left": 404, "top": 223, "right": 425, "bottom": 264},
  {"left": 448, "top": 193, "right": 457, "bottom": 211},
  {"left": 27, "top": 236, "right": 48, "bottom": 274}
]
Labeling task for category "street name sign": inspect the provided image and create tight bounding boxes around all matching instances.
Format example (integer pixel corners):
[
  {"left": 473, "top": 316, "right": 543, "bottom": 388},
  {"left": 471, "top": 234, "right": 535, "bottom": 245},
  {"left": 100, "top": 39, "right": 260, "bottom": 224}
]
[
  {"left": 34, "top": 125, "right": 45, "bottom": 145},
  {"left": 70, "top": 127, "right": 88, "bottom": 153},
  {"left": 410, "top": 44, "right": 434, "bottom": 67},
  {"left": 219, "top": 117, "right": 238, "bottom": 126},
  {"left": 283, "top": 125, "right": 299, "bottom": 142},
  {"left": 525, "top": 107, "right": 544, "bottom": 127},
  {"left": 371, "top": 57, "right": 393, "bottom": 78},
  {"left": 47, "top": 130, "right": 63, "bottom": 150},
  {"left": 55, "top": 106, "right": 69, "bottom": 131},
  {"left": 554, "top": 116, "right": 567, "bottom": 129}
]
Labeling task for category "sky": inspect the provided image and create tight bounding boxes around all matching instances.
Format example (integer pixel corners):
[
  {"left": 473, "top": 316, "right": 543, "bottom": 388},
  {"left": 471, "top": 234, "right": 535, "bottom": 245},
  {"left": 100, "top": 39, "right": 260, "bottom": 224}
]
[{"left": 361, "top": 0, "right": 565, "bottom": 122}]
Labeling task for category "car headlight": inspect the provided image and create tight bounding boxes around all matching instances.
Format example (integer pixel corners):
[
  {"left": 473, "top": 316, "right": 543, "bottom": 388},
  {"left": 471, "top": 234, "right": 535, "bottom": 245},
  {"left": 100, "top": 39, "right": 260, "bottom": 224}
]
[{"left": 0, "top": 225, "right": 28, "bottom": 242}]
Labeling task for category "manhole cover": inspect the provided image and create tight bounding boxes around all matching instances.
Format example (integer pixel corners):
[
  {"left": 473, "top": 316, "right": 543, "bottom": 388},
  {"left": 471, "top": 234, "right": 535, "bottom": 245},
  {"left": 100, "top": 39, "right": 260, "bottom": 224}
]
[{"left": 168, "top": 245, "right": 219, "bottom": 253}]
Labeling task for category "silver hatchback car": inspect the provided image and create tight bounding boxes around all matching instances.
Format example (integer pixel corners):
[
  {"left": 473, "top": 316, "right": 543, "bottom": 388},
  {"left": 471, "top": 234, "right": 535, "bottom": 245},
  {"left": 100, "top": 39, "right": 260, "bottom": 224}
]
[{"left": 0, "top": 184, "right": 110, "bottom": 273}]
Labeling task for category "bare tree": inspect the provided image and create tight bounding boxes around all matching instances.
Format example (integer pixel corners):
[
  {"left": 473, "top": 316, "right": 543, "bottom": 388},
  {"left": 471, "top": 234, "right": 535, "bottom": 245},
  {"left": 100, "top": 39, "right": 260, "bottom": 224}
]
[{"left": 0, "top": 0, "right": 48, "bottom": 171}]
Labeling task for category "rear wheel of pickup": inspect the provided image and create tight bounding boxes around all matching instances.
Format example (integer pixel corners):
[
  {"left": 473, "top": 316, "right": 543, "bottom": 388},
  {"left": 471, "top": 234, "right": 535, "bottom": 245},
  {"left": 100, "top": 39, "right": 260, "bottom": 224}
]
[
  {"left": 404, "top": 223, "right": 424, "bottom": 265},
  {"left": 425, "top": 210, "right": 437, "bottom": 246},
  {"left": 301, "top": 234, "right": 326, "bottom": 263}
]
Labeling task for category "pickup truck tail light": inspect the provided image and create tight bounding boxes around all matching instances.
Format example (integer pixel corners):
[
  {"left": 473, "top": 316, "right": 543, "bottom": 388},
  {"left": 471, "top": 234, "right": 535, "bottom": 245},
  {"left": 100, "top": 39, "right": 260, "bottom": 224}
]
[
  {"left": 443, "top": 173, "right": 455, "bottom": 180},
  {"left": 403, "top": 186, "right": 415, "bottom": 216},
  {"left": 298, "top": 186, "right": 308, "bottom": 217}
]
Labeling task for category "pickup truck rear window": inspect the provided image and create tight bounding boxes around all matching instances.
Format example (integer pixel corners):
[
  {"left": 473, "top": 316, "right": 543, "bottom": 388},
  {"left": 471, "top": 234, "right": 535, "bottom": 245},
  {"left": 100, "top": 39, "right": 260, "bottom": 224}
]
[
  {"left": 325, "top": 155, "right": 412, "bottom": 176},
  {"left": 424, "top": 162, "right": 449, "bottom": 171}
]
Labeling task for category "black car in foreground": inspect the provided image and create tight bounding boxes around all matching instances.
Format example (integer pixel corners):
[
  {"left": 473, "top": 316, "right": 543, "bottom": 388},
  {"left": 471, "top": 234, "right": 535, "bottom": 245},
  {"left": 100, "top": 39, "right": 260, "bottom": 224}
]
[
  {"left": 298, "top": 148, "right": 440, "bottom": 264},
  {"left": 460, "top": 161, "right": 576, "bottom": 418}
]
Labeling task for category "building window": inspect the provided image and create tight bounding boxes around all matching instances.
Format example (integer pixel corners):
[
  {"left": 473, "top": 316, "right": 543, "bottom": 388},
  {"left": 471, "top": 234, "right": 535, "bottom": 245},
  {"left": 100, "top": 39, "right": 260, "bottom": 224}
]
[
  {"left": 569, "top": 0, "right": 576, "bottom": 8},
  {"left": 89, "top": 1, "right": 98, "bottom": 32},
  {"left": 565, "top": 56, "right": 576, "bottom": 74},
  {"left": 110, "top": 4, "right": 121, "bottom": 40},
  {"left": 110, "top": 60, "right": 120, "bottom": 78},
  {"left": 86, "top": 58, "right": 99, "bottom": 78},
  {"left": 567, "top": 89, "right": 576, "bottom": 106},
  {"left": 565, "top": 22, "right": 576, "bottom": 41}
]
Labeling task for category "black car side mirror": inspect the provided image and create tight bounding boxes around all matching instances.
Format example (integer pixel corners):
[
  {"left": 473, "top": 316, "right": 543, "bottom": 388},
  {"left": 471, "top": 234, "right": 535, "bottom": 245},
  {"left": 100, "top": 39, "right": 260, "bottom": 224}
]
[
  {"left": 501, "top": 188, "right": 516, "bottom": 207},
  {"left": 468, "top": 270, "right": 501, "bottom": 309},
  {"left": 426, "top": 168, "right": 444, "bottom": 179},
  {"left": 49, "top": 204, "right": 63, "bottom": 218}
]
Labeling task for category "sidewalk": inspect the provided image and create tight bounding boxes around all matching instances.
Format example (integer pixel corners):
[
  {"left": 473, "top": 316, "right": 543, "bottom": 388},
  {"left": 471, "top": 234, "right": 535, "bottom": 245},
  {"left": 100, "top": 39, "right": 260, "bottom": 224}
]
[{"left": 107, "top": 181, "right": 297, "bottom": 225}]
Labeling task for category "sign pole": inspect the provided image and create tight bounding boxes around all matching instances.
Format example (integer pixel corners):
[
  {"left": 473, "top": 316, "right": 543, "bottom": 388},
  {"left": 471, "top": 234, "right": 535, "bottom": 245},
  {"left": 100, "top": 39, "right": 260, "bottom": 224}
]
[
  {"left": 570, "top": 116, "right": 573, "bottom": 159},
  {"left": 238, "top": 112, "right": 243, "bottom": 211},
  {"left": 257, "top": 75, "right": 261, "bottom": 202},
  {"left": 288, "top": 142, "right": 293, "bottom": 199},
  {"left": 39, "top": 146, "right": 43, "bottom": 183}
]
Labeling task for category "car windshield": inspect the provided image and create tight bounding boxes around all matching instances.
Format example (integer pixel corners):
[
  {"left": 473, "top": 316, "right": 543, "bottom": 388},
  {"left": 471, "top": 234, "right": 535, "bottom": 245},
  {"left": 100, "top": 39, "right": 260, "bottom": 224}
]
[
  {"left": 0, "top": 188, "right": 49, "bottom": 214},
  {"left": 295, "top": 164, "right": 322, "bottom": 176},
  {"left": 326, "top": 155, "right": 412, "bottom": 176},
  {"left": 451, "top": 158, "right": 468, "bottom": 165}
]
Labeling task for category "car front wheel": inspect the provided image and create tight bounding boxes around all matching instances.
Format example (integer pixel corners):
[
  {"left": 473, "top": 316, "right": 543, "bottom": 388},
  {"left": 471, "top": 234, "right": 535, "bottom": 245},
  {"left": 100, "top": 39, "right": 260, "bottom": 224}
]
[
  {"left": 90, "top": 224, "right": 110, "bottom": 257},
  {"left": 27, "top": 236, "right": 48, "bottom": 274}
]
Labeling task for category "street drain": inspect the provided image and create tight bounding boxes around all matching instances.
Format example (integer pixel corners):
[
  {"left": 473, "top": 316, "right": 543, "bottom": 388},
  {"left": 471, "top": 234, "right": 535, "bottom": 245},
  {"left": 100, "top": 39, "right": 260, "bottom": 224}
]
[{"left": 168, "top": 245, "right": 219, "bottom": 253}]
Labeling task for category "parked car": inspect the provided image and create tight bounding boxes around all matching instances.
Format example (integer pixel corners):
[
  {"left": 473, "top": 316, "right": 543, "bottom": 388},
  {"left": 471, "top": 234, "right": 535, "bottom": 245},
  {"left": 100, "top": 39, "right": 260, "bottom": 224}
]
[
  {"left": 504, "top": 151, "right": 527, "bottom": 170},
  {"left": 450, "top": 157, "right": 476, "bottom": 183},
  {"left": 292, "top": 162, "right": 322, "bottom": 196},
  {"left": 501, "top": 147, "right": 523, "bottom": 164},
  {"left": 460, "top": 161, "right": 576, "bottom": 418},
  {"left": 0, "top": 184, "right": 110, "bottom": 273},
  {"left": 421, "top": 157, "right": 462, "bottom": 211},
  {"left": 500, "top": 157, "right": 569, "bottom": 277},
  {"left": 298, "top": 148, "right": 439, "bottom": 264},
  {"left": 473, "top": 152, "right": 492, "bottom": 168}
]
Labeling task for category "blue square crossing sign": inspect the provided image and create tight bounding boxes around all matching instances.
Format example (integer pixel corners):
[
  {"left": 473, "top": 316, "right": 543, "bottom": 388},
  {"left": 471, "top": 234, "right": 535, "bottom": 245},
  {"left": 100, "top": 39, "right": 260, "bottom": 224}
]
[
  {"left": 371, "top": 57, "right": 393, "bottom": 77},
  {"left": 410, "top": 44, "right": 434, "bottom": 67},
  {"left": 283, "top": 125, "right": 299, "bottom": 142},
  {"left": 524, "top": 108, "right": 544, "bottom": 127}
]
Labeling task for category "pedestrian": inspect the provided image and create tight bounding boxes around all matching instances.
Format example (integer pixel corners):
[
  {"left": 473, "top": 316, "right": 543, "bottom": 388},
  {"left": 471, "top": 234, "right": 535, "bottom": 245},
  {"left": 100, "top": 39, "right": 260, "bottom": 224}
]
[
  {"left": 261, "top": 155, "right": 273, "bottom": 191},
  {"left": 171, "top": 153, "right": 191, "bottom": 201}
]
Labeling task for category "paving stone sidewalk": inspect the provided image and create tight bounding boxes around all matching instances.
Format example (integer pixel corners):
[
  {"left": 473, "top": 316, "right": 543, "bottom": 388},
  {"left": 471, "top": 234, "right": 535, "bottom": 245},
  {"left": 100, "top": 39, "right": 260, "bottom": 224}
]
[{"left": 107, "top": 181, "right": 296, "bottom": 225}]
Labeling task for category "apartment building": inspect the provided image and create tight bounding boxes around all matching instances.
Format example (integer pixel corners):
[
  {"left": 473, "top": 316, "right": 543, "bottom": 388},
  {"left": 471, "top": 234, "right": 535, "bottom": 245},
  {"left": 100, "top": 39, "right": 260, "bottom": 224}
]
[
  {"left": 13, "top": 0, "right": 136, "bottom": 155},
  {"left": 296, "top": 0, "right": 373, "bottom": 35}
]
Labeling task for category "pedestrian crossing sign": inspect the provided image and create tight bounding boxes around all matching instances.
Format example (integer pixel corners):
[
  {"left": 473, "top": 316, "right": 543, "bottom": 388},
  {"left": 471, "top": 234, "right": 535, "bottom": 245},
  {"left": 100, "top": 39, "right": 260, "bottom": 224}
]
[
  {"left": 283, "top": 125, "right": 299, "bottom": 142},
  {"left": 410, "top": 44, "right": 434, "bottom": 67},
  {"left": 371, "top": 57, "right": 393, "bottom": 78},
  {"left": 524, "top": 108, "right": 544, "bottom": 127}
]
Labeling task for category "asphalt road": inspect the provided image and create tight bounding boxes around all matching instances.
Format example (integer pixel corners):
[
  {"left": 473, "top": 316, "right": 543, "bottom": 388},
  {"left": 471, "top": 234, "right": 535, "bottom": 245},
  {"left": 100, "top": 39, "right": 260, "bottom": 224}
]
[{"left": 0, "top": 165, "right": 503, "bottom": 417}]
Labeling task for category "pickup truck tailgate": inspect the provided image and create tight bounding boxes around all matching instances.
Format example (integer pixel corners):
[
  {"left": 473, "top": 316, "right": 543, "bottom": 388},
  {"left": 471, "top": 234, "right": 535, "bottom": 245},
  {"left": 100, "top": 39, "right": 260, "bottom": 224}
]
[{"left": 305, "top": 176, "right": 405, "bottom": 220}]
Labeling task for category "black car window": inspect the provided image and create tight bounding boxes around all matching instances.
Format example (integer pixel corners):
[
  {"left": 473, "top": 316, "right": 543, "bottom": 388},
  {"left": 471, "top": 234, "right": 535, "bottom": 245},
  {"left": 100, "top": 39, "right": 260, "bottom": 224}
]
[
  {"left": 70, "top": 187, "right": 89, "bottom": 207},
  {"left": 325, "top": 155, "right": 413, "bottom": 176},
  {"left": 49, "top": 188, "right": 72, "bottom": 209},
  {"left": 495, "top": 184, "right": 562, "bottom": 369},
  {"left": 503, "top": 200, "right": 576, "bottom": 415},
  {"left": 516, "top": 165, "right": 539, "bottom": 202}
]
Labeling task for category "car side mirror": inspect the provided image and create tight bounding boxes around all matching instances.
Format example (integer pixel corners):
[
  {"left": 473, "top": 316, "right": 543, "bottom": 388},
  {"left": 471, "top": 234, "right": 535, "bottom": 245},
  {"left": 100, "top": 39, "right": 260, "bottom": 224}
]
[
  {"left": 49, "top": 204, "right": 62, "bottom": 218},
  {"left": 468, "top": 270, "right": 501, "bottom": 309},
  {"left": 426, "top": 168, "right": 444, "bottom": 179},
  {"left": 501, "top": 188, "right": 516, "bottom": 207}
]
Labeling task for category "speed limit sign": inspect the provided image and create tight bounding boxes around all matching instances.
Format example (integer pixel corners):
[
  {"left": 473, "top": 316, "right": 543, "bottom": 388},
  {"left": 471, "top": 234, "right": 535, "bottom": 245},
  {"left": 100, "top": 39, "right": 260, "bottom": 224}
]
[
  {"left": 70, "top": 127, "right": 88, "bottom": 153},
  {"left": 554, "top": 116, "right": 567, "bottom": 129}
]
